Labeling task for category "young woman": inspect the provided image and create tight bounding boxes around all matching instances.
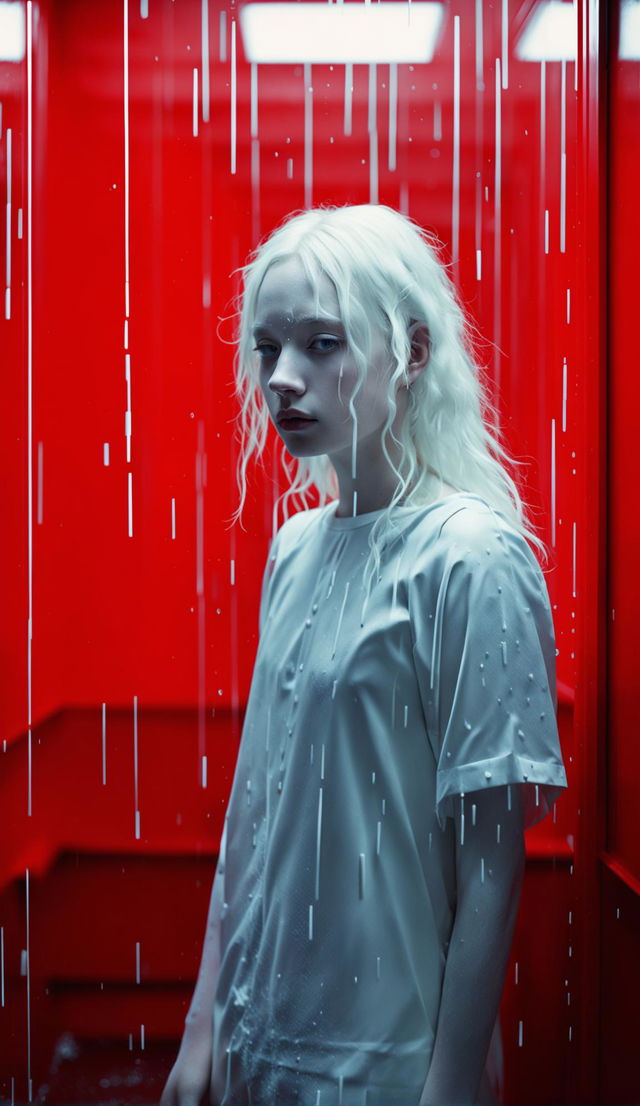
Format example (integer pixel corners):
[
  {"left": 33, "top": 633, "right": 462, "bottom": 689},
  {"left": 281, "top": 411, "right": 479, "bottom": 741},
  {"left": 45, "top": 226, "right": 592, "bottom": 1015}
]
[{"left": 160, "top": 204, "right": 568, "bottom": 1106}]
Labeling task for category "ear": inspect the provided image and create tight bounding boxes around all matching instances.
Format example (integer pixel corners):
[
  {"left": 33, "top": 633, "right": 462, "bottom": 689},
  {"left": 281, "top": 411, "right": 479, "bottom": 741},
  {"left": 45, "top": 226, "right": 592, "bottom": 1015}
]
[{"left": 407, "top": 322, "right": 430, "bottom": 386}]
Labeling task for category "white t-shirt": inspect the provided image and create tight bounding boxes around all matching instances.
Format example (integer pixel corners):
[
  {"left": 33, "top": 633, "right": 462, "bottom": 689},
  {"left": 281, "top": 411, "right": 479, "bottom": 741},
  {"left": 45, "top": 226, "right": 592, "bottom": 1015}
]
[{"left": 211, "top": 493, "right": 568, "bottom": 1105}]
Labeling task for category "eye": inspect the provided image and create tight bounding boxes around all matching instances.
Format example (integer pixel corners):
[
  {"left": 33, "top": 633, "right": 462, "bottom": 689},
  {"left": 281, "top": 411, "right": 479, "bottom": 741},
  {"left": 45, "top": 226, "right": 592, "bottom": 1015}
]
[
  {"left": 311, "top": 336, "right": 342, "bottom": 352},
  {"left": 253, "top": 343, "right": 278, "bottom": 359}
]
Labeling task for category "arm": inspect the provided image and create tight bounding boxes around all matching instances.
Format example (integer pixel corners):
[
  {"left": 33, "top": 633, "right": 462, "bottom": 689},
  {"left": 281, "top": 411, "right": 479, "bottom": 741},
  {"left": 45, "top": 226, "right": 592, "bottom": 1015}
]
[
  {"left": 160, "top": 821, "right": 227, "bottom": 1106},
  {"left": 419, "top": 784, "right": 526, "bottom": 1106},
  {"left": 185, "top": 817, "right": 227, "bottom": 1030}
]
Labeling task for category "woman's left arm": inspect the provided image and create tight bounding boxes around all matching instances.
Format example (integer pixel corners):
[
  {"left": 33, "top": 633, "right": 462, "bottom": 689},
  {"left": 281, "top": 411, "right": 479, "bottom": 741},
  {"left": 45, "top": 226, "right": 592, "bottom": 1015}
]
[{"left": 418, "top": 783, "right": 527, "bottom": 1106}]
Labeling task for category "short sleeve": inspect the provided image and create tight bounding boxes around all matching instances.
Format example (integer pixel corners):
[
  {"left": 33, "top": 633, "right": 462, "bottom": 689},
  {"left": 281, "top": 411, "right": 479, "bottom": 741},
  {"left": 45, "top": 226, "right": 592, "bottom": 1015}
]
[{"left": 410, "top": 503, "right": 568, "bottom": 832}]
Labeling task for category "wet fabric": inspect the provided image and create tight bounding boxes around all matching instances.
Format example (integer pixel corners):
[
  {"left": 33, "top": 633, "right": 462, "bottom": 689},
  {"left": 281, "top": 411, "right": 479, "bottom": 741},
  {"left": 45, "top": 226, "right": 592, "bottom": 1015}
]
[{"left": 210, "top": 493, "right": 568, "bottom": 1105}]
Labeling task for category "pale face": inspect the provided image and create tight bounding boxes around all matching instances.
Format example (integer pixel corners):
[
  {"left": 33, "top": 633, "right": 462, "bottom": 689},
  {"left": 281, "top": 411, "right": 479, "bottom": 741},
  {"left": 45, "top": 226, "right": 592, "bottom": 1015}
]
[{"left": 252, "top": 256, "right": 406, "bottom": 472}]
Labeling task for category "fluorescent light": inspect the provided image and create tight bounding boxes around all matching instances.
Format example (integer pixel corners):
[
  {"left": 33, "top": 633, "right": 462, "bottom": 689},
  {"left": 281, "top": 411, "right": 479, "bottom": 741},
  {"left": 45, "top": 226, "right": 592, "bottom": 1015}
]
[
  {"left": 0, "top": 1, "right": 25, "bottom": 62},
  {"left": 239, "top": 2, "right": 445, "bottom": 64},
  {"left": 620, "top": 0, "right": 640, "bottom": 60},
  {"left": 514, "top": 0, "right": 576, "bottom": 62}
]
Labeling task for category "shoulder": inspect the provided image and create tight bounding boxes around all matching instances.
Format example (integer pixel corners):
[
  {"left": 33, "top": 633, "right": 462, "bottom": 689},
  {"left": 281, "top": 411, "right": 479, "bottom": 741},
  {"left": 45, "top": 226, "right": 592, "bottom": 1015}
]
[{"left": 270, "top": 505, "right": 326, "bottom": 556}]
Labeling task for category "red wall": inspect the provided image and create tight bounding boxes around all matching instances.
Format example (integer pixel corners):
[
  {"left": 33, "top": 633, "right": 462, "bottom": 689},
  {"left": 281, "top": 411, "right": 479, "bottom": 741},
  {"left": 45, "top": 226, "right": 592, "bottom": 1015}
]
[{"left": 0, "top": 0, "right": 634, "bottom": 1102}]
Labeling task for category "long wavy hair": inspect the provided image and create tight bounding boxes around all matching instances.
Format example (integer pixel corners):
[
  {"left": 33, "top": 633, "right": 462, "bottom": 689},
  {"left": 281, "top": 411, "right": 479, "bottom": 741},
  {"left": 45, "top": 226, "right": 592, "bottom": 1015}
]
[{"left": 226, "top": 203, "right": 551, "bottom": 597}]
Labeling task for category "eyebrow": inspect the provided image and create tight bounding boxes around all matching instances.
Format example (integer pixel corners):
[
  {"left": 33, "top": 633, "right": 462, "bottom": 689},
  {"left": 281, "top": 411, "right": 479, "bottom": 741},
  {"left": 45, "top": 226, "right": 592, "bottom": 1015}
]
[{"left": 251, "top": 315, "right": 343, "bottom": 334}]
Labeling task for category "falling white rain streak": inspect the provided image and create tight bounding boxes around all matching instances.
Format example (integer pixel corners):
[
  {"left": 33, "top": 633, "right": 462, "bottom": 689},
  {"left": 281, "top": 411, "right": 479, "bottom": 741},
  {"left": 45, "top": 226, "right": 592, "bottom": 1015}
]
[
  {"left": 250, "top": 63, "right": 259, "bottom": 138},
  {"left": 128, "top": 471, "right": 133, "bottom": 537},
  {"left": 480, "top": 857, "right": 485, "bottom": 883},
  {"left": 171, "top": 497, "right": 176, "bottom": 539},
  {"left": 572, "top": 521, "right": 577, "bottom": 599},
  {"left": 202, "top": 0, "right": 210, "bottom": 122},
  {"left": 104, "top": 442, "right": 110, "bottom": 466},
  {"left": 344, "top": 62, "right": 353, "bottom": 136},
  {"left": 376, "top": 821, "right": 381, "bottom": 855},
  {"left": 219, "top": 10, "right": 227, "bottom": 62},
  {"left": 358, "top": 853, "right": 365, "bottom": 898},
  {"left": 36, "top": 442, "right": 43, "bottom": 524},
  {"left": 141, "top": 1024, "right": 145, "bottom": 1049},
  {"left": 133, "top": 695, "right": 140, "bottom": 838},
  {"left": 5, "top": 127, "right": 11, "bottom": 319},
  {"left": 562, "top": 357, "right": 568, "bottom": 431},
  {"left": 102, "top": 702, "right": 107, "bottom": 785},
  {"left": 560, "top": 60, "right": 567, "bottom": 253},
  {"left": 540, "top": 63, "right": 547, "bottom": 252},
  {"left": 451, "top": 17, "right": 460, "bottom": 268},
  {"left": 193, "top": 68, "right": 199, "bottom": 137},
  {"left": 501, "top": 0, "right": 509, "bottom": 89},
  {"left": 196, "top": 424, "right": 208, "bottom": 782},
  {"left": 388, "top": 64, "right": 397, "bottom": 171},
  {"left": 331, "top": 581, "right": 350, "bottom": 658},
  {"left": 315, "top": 788, "right": 323, "bottom": 900},
  {"left": 135, "top": 941, "right": 141, "bottom": 983},
  {"left": 474, "top": 0, "right": 484, "bottom": 284},
  {"left": 140, "top": 0, "right": 148, "bottom": 17},
  {"left": 125, "top": 354, "right": 132, "bottom": 463},
  {"left": 368, "top": 64, "right": 378, "bottom": 204},
  {"left": 518, "top": 1019, "right": 524, "bottom": 1046},
  {"left": 230, "top": 20, "right": 237, "bottom": 174},
  {"left": 460, "top": 795, "right": 465, "bottom": 845},
  {"left": 26, "top": 868, "right": 31, "bottom": 1101},
  {"left": 475, "top": 0, "right": 483, "bottom": 88},
  {"left": 202, "top": 755, "right": 208, "bottom": 788},
  {"left": 27, "top": 3, "right": 34, "bottom": 823},
  {"left": 304, "top": 64, "right": 313, "bottom": 207},
  {"left": 551, "top": 418, "right": 557, "bottom": 547},
  {"left": 493, "top": 58, "right": 503, "bottom": 398}
]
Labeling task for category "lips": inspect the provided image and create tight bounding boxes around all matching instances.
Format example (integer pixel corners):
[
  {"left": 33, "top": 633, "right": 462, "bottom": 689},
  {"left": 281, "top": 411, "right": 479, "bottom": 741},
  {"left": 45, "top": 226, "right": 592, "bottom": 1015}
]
[{"left": 276, "top": 411, "right": 317, "bottom": 426}]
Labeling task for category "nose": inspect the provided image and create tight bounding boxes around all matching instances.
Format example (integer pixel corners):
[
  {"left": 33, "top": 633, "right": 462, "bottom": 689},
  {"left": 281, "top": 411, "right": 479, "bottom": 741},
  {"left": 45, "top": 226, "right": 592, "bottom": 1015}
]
[{"left": 267, "top": 342, "right": 305, "bottom": 396}]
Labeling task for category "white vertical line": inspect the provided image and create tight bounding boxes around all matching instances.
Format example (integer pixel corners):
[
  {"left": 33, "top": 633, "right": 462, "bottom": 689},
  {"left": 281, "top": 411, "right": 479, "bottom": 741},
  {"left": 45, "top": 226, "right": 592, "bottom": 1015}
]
[
  {"left": 494, "top": 57, "right": 502, "bottom": 398},
  {"left": 171, "top": 497, "right": 176, "bottom": 539},
  {"left": 128, "top": 470, "right": 133, "bottom": 537},
  {"left": 202, "top": 0, "right": 210, "bottom": 123},
  {"left": 219, "top": 11, "right": 227, "bottom": 63},
  {"left": 475, "top": 0, "right": 483, "bottom": 90},
  {"left": 230, "top": 21, "right": 237, "bottom": 174},
  {"left": 193, "top": 67, "right": 199, "bottom": 137},
  {"left": 566, "top": 287, "right": 571, "bottom": 325},
  {"left": 562, "top": 356, "right": 567, "bottom": 432},
  {"left": 140, "top": 0, "right": 148, "bottom": 17},
  {"left": 305, "top": 63, "right": 313, "bottom": 207},
  {"left": 540, "top": 62, "right": 546, "bottom": 254},
  {"left": 388, "top": 63, "right": 397, "bottom": 171},
  {"left": 124, "top": 0, "right": 130, "bottom": 319},
  {"left": 125, "top": 354, "right": 132, "bottom": 463},
  {"left": 452, "top": 17, "right": 460, "bottom": 267},
  {"left": 501, "top": 0, "right": 508, "bottom": 89},
  {"left": 36, "top": 442, "right": 43, "bottom": 525},
  {"left": 550, "top": 418, "right": 556, "bottom": 548},
  {"left": 102, "top": 702, "right": 107, "bottom": 785},
  {"left": 560, "top": 59, "right": 566, "bottom": 253},
  {"left": 250, "top": 63, "right": 258, "bottom": 138},
  {"left": 104, "top": 442, "right": 110, "bottom": 466},
  {"left": 251, "top": 137, "right": 261, "bottom": 244},
  {"left": 135, "top": 941, "right": 141, "bottom": 983},
  {"left": 572, "top": 521, "right": 577, "bottom": 598},
  {"left": 344, "top": 62, "right": 352, "bottom": 137},
  {"left": 315, "top": 787, "right": 323, "bottom": 900},
  {"left": 27, "top": 4, "right": 33, "bottom": 824},
  {"left": 5, "top": 128, "right": 11, "bottom": 319},
  {"left": 368, "top": 64, "right": 378, "bottom": 204},
  {"left": 133, "top": 695, "right": 140, "bottom": 837}
]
